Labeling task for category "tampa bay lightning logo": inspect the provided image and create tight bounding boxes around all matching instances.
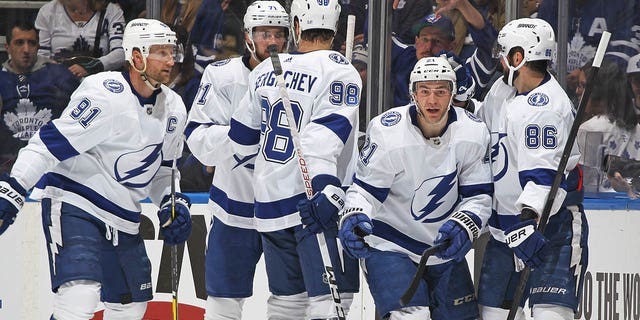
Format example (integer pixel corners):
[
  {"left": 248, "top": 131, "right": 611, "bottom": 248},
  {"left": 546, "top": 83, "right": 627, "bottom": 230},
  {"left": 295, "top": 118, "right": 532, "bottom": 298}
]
[
  {"left": 103, "top": 79, "right": 124, "bottom": 93},
  {"left": 528, "top": 93, "right": 549, "bottom": 107},
  {"left": 490, "top": 132, "right": 509, "bottom": 181},
  {"left": 411, "top": 171, "right": 458, "bottom": 223},
  {"left": 380, "top": 111, "right": 401, "bottom": 126},
  {"left": 465, "top": 110, "right": 481, "bottom": 122},
  {"left": 114, "top": 144, "right": 163, "bottom": 188},
  {"left": 212, "top": 59, "right": 231, "bottom": 67},
  {"left": 329, "top": 53, "right": 350, "bottom": 65}
]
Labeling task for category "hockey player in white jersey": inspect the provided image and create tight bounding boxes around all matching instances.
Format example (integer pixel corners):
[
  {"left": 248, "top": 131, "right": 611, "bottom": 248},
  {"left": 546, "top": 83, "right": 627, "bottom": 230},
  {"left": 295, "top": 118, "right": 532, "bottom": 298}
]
[
  {"left": 0, "top": 19, "right": 190, "bottom": 320},
  {"left": 227, "top": 0, "right": 361, "bottom": 318},
  {"left": 476, "top": 18, "right": 587, "bottom": 320},
  {"left": 185, "top": 1, "right": 289, "bottom": 319},
  {"left": 337, "top": 56, "right": 493, "bottom": 320}
]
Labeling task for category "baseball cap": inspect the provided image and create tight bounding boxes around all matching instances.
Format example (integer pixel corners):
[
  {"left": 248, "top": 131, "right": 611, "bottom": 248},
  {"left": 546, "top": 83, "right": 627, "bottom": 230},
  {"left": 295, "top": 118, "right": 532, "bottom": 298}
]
[
  {"left": 412, "top": 13, "right": 455, "bottom": 41},
  {"left": 627, "top": 53, "right": 640, "bottom": 74}
]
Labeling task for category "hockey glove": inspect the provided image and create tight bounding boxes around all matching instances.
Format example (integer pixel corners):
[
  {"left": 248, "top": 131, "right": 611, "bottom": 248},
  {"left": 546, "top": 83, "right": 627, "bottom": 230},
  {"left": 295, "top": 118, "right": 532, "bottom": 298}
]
[
  {"left": 158, "top": 193, "right": 192, "bottom": 245},
  {"left": 0, "top": 174, "right": 27, "bottom": 236},
  {"left": 439, "top": 51, "right": 476, "bottom": 102},
  {"left": 504, "top": 210, "right": 549, "bottom": 268},
  {"left": 338, "top": 208, "right": 373, "bottom": 259},
  {"left": 297, "top": 175, "right": 345, "bottom": 235},
  {"left": 434, "top": 211, "right": 481, "bottom": 261}
]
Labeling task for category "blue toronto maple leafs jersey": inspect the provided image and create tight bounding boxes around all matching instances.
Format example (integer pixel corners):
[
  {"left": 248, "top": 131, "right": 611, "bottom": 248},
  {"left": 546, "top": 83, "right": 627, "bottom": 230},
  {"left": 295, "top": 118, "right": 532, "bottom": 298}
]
[
  {"left": 477, "top": 73, "right": 581, "bottom": 242},
  {"left": 185, "top": 56, "right": 257, "bottom": 229},
  {"left": 344, "top": 105, "right": 493, "bottom": 264},
  {"left": 11, "top": 71, "right": 187, "bottom": 235},
  {"left": 0, "top": 61, "right": 80, "bottom": 175},
  {"left": 228, "top": 50, "right": 361, "bottom": 232}
]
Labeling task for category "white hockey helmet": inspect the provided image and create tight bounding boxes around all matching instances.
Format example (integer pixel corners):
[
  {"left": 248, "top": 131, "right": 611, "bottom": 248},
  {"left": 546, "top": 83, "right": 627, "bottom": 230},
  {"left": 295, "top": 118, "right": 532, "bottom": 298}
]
[
  {"left": 244, "top": 1, "right": 290, "bottom": 36},
  {"left": 290, "top": 0, "right": 341, "bottom": 34},
  {"left": 494, "top": 18, "right": 555, "bottom": 63},
  {"left": 409, "top": 56, "right": 457, "bottom": 95},
  {"left": 122, "top": 18, "right": 179, "bottom": 63}
]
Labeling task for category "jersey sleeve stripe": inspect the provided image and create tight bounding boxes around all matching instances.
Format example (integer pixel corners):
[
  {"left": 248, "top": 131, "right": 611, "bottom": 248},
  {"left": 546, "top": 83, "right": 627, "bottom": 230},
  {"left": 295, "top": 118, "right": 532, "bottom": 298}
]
[
  {"left": 371, "top": 219, "right": 429, "bottom": 256},
  {"left": 184, "top": 121, "right": 209, "bottom": 139},
  {"left": 229, "top": 118, "right": 260, "bottom": 146},
  {"left": 209, "top": 185, "right": 254, "bottom": 217},
  {"left": 39, "top": 122, "right": 80, "bottom": 161},
  {"left": 353, "top": 177, "right": 390, "bottom": 203},
  {"left": 35, "top": 172, "right": 141, "bottom": 222},
  {"left": 459, "top": 183, "right": 494, "bottom": 198},
  {"left": 518, "top": 168, "right": 561, "bottom": 189},
  {"left": 312, "top": 113, "right": 353, "bottom": 144}
]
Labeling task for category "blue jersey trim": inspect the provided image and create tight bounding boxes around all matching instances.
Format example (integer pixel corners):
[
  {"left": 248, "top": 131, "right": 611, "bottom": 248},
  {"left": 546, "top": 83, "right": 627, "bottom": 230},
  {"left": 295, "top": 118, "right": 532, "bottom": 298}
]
[
  {"left": 371, "top": 219, "right": 432, "bottom": 256},
  {"left": 209, "top": 184, "right": 254, "bottom": 218},
  {"left": 35, "top": 172, "right": 141, "bottom": 223},
  {"left": 312, "top": 113, "right": 352, "bottom": 145},
  {"left": 39, "top": 122, "right": 80, "bottom": 161},
  {"left": 459, "top": 183, "right": 494, "bottom": 198},
  {"left": 184, "top": 121, "right": 213, "bottom": 139},
  {"left": 518, "top": 168, "right": 566, "bottom": 190},
  {"left": 255, "top": 192, "right": 307, "bottom": 219},
  {"left": 353, "top": 177, "right": 390, "bottom": 203},
  {"left": 229, "top": 118, "right": 260, "bottom": 146}
]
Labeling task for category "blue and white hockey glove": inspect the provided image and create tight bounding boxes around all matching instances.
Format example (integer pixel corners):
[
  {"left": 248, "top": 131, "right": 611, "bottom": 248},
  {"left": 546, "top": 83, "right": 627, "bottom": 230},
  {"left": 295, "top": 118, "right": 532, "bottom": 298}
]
[
  {"left": 434, "top": 211, "right": 481, "bottom": 261},
  {"left": 0, "top": 174, "right": 26, "bottom": 236},
  {"left": 297, "top": 175, "right": 345, "bottom": 235},
  {"left": 158, "top": 193, "right": 192, "bottom": 245},
  {"left": 338, "top": 208, "right": 373, "bottom": 259},
  {"left": 504, "top": 209, "right": 549, "bottom": 269},
  {"left": 439, "top": 51, "right": 475, "bottom": 102}
]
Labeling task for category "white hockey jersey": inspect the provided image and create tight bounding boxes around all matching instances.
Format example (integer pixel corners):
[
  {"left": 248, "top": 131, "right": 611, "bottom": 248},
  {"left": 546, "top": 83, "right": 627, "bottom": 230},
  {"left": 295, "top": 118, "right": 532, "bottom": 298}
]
[
  {"left": 228, "top": 50, "right": 361, "bottom": 232},
  {"left": 186, "top": 56, "right": 256, "bottom": 229},
  {"left": 35, "top": 0, "right": 125, "bottom": 72},
  {"left": 345, "top": 105, "right": 493, "bottom": 264},
  {"left": 12, "top": 71, "right": 187, "bottom": 235},
  {"left": 477, "top": 73, "right": 580, "bottom": 242}
]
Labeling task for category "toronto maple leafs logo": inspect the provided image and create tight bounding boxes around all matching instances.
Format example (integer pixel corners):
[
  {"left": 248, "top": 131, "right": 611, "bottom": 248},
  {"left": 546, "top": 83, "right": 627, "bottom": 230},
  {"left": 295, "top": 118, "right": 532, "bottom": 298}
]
[
  {"left": 3, "top": 99, "right": 53, "bottom": 141},
  {"left": 410, "top": 171, "right": 458, "bottom": 223},
  {"left": 566, "top": 33, "right": 595, "bottom": 73},
  {"left": 114, "top": 144, "right": 163, "bottom": 188}
]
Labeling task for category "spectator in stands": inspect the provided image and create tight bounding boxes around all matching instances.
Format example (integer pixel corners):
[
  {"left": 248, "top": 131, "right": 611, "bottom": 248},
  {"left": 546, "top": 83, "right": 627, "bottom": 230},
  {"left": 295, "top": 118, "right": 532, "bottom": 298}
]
[
  {"left": 110, "top": 0, "right": 146, "bottom": 22},
  {"left": 629, "top": 53, "right": 640, "bottom": 120},
  {"left": 0, "top": 20, "right": 80, "bottom": 176},
  {"left": 392, "top": 0, "right": 497, "bottom": 107},
  {"left": 351, "top": 43, "right": 368, "bottom": 133},
  {"left": 577, "top": 58, "right": 639, "bottom": 196},
  {"left": 538, "top": 0, "right": 640, "bottom": 95},
  {"left": 35, "top": 0, "right": 126, "bottom": 78}
]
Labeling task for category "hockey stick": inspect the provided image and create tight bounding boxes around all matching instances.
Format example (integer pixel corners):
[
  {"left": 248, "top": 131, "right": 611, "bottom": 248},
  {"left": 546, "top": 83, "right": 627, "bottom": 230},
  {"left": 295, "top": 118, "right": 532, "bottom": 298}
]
[
  {"left": 267, "top": 44, "right": 346, "bottom": 320},
  {"left": 398, "top": 239, "right": 450, "bottom": 306},
  {"left": 344, "top": 15, "right": 356, "bottom": 62},
  {"left": 170, "top": 153, "right": 179, "bottom": 320},
  {"left": 506, "top": 31, "right": 611, "bottom": 320}
]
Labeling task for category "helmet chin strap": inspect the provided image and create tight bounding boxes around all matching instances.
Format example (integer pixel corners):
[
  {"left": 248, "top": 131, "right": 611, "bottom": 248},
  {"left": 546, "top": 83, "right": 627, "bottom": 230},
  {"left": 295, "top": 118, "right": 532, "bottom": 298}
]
[
  {"left": 502, "top": 55, "right": 526, "bottom": 87},
  {"left": 132, "top": 56, "right": 162, "bottom": 90}
]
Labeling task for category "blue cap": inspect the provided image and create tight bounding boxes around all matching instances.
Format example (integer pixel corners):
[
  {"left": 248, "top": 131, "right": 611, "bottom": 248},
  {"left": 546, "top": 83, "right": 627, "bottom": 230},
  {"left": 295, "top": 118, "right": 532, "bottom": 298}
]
[{"left": 413, "top": 13, "right": 455, "bottom": 41}]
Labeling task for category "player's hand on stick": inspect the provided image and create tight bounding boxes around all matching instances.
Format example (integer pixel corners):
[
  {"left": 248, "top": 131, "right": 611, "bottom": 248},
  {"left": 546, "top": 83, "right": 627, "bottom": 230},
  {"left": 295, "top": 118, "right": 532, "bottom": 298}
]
[
  {"left": 504, "top": 209, "right": 549, "bottom": 268},
  {"left": 439, "top": 51, "right": 475, "bottom": 102},
  {"left": 0, "top": 174, "right": 26, "bottom": 235},
  {"left": 434, "top": 211, "right": 481, "bottom": 261},
  {"left": 297, "top": 175, "right": 345, "bottom": 235},
  {"left": 338, "top": 208, "right": 372, "bottom": 259},
  {"left": 158, "top": 193, "right": 192, "bottom": 245}
]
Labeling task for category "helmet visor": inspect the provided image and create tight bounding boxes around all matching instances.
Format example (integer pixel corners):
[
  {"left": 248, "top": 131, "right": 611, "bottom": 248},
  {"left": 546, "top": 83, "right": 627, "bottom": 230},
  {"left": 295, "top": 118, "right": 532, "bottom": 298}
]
[{"left": 146, "top": 43, "right": 184, "bottom": 63}]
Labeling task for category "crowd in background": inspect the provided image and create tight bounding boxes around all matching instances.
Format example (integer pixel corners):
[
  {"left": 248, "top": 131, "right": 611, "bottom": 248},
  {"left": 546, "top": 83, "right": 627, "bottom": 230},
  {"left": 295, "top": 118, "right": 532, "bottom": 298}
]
[{"left": 2, "top": 0, "right": 640, "bottom": 197}]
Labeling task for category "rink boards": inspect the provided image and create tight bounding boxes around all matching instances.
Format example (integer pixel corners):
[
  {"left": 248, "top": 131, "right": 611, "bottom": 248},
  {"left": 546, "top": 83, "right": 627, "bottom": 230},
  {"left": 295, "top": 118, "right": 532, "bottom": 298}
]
[{"left": 0, "top": 194, "right": 639, "bottom": 320}]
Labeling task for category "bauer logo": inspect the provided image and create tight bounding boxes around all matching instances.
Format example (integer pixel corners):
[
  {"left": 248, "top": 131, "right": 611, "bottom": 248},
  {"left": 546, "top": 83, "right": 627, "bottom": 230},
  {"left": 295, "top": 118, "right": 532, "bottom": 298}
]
[
  {"left": 380, "top": 111, "right": 401, "bottom": 126},
  {"left": 528, "top": 92, "right": 549, "bottom": 107},
  {"left": 103, "top": 79, "right": 124, "bottom": 93},
  {"left": 329, "top": 53, "right": 349, "bottom": 65}
]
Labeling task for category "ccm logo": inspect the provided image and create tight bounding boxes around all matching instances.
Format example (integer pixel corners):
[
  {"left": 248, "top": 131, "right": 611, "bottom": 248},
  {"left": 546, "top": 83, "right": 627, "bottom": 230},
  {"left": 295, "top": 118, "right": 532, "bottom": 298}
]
[{"left": 453, "top": 294, "right": 476, "bottom": 305}]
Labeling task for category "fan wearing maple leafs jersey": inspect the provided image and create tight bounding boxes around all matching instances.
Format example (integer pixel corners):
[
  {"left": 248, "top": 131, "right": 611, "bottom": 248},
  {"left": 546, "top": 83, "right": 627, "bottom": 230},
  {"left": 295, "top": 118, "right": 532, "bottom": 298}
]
[{"left": 0, "top": 20, "right": 80, "bottom": 176}]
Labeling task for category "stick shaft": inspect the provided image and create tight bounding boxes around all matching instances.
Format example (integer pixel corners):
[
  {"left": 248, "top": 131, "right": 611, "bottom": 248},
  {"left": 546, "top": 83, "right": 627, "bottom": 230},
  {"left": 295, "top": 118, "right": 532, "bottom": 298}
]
[{"left": 345, "top": 15, "right": 356, "bottom": 62}]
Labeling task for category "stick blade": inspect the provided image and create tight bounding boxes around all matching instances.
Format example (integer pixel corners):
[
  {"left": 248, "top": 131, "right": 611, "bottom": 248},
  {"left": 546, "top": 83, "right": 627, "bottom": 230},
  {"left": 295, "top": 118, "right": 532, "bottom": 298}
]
[{"left": 398, "top": 240, "right": 449, "bottom": 306}]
